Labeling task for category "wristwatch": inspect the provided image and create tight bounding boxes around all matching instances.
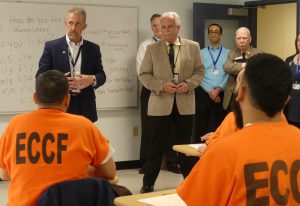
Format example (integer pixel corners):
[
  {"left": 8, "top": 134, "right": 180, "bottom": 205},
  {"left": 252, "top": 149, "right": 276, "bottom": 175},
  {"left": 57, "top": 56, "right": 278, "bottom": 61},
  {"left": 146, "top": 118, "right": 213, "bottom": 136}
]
[{"left": 91, "top": 75, "right": 96, "bottom": 86}]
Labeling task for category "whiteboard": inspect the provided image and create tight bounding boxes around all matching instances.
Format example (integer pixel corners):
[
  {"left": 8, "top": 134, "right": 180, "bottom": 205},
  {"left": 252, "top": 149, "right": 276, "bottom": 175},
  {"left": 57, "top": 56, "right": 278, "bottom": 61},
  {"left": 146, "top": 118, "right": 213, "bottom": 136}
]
[{"left": 0, "top": 2, "right": 138, "bottom": 113}]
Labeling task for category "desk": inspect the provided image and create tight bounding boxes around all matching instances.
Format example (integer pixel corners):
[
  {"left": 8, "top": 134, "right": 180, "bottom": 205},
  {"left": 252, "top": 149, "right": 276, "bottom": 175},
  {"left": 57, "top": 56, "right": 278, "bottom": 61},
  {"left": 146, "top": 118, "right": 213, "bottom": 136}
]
[
  {"left": 114, "top": 189, "right": 176, "bottom": 206},
  {"left": 172, "top": 144, "right": 202, "bottom": 157}
]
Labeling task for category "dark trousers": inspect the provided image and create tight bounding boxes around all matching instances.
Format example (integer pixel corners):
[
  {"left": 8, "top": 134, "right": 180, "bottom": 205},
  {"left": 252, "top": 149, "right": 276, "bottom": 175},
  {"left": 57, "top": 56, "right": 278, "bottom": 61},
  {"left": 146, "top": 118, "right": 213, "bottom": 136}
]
[
  {"left": 143, "top": 101, "right": 194, "bottom": 186},
  {"left": 139, "top": 86, "right": 151, "bottom": 162},
  {"left": 192, "top": 86, "right": 227, "bottom": 143},
  {"left": 139, "top": 86, "right": 178, "bottom": 166}
]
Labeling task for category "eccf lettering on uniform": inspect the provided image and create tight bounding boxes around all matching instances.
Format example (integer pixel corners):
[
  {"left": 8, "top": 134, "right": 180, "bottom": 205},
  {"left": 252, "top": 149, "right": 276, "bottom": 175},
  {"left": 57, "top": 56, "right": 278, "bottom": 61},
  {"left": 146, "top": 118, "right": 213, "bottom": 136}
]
[
  {"left": 16, "top": 132, "right": 68, "bottom": 164},
  {"left": 244, "top": 160, "right": 300, "bottom": 205}
]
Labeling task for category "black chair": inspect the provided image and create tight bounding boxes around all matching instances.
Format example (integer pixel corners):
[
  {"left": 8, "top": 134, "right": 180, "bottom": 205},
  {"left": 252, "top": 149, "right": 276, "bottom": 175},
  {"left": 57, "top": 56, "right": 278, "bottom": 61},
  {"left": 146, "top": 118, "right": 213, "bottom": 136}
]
[{"left": 38, "top": 178, "right": 117, "bottom": 206}]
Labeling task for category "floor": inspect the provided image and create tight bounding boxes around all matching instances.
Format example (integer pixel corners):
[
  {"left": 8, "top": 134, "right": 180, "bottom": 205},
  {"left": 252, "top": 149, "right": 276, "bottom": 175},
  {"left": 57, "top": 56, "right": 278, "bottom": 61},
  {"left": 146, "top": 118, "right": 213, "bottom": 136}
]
[{"left": 0, "top": 168, "right": 184, "bottom": 205}]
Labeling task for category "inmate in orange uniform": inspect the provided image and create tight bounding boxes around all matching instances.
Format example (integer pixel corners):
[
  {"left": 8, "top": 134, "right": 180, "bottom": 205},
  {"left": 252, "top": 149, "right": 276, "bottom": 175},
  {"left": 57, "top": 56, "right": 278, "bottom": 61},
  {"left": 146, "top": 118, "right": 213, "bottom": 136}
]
[
  {"left": 206, "top": 112, "right": 287, "bottom": 145},
  {"left": 0, "top": 109, "right": 110, "bottom": 206},
  {"left": 177, "top": 122, "right": 300, "bottom": 206}
]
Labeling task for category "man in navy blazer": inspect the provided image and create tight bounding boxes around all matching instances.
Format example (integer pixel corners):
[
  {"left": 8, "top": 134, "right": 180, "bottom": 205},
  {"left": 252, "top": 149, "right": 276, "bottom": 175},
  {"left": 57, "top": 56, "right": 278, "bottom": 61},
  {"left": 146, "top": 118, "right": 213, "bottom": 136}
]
[{"left": 37, "top": 7, "right": 106, "bottom": 122}]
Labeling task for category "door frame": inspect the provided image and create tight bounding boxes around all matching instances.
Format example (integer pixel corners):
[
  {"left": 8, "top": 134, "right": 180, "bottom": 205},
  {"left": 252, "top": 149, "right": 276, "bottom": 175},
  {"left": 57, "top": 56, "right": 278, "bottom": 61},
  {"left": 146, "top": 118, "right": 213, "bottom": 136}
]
[
  {"left": 193, "top": 3, "right": 249, "bottom": 47},
  {"left": 245, "top": 0, "right": 300, "bottom": 34}
]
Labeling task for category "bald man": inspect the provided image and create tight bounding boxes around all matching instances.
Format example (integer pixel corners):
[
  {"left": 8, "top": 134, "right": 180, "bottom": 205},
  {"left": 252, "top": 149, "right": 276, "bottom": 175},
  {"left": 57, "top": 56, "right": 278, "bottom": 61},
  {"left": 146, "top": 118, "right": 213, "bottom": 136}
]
[{"left": 223, "top": 27, "right": 262, "bottom": 111}]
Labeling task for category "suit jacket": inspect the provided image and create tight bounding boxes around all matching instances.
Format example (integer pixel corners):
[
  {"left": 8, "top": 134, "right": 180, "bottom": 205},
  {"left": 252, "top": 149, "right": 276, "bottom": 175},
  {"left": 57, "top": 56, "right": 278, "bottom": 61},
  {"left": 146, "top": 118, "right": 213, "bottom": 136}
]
[
  {"left": 223, "top": 47, "right": 262, "bottom": 110},
  {"left": 37, "top": 36, "right": 106, "bottom": 122},
  {"left": 139, "top": 38, "right": 204, "bottom": 116},
  {"left": 37, "top": 178, "right": 116, "bottom": 206}
]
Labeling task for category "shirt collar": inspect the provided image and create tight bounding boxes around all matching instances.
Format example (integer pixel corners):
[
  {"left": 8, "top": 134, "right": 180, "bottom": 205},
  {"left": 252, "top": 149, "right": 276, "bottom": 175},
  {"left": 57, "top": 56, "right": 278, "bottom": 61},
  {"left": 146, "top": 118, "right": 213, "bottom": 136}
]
[
  {"left": 153, "top": 36, "right": 160, "bottom": 42},
  {"left": 66, "top": 34, "right": 84, "bottom": 47},
  {"left": 240, "top": 47, "right": 251, "bottom": 55},
  {"left": 208, "top": 44, "right": 221, "bottom": 50},
  {"left": 165, "top": 37, "right": 181, "bottom": 47}
]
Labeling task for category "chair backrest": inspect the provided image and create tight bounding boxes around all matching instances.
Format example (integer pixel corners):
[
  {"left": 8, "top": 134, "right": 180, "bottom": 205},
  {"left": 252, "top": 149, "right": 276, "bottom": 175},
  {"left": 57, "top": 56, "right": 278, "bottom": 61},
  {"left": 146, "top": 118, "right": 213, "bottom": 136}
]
[{"left": 38, "top": 178, "right": 117, "bottom": 206}]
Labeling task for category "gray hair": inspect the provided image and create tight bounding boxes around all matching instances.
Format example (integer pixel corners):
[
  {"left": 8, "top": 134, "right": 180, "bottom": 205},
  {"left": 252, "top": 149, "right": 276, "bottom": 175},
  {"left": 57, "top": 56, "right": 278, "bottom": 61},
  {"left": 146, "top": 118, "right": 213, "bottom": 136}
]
[
  {"left": 66, "top": 7, "right": 86, "bottom": 23},
  {"left": 161, "top": 11, "right": 181, "bottom": 26}
]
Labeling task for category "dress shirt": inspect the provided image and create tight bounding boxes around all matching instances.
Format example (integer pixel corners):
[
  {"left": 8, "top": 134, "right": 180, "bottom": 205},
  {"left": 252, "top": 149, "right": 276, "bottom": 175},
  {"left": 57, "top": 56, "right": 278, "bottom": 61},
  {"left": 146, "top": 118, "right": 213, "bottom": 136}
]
[
  {"left": 200, "top": 45, "right": 229, "bottom": 93},
  {"left": 136, "top": 36, "right": 159, "bottom": 74},
  {"left": 66, "top": 35, "right": 83, "bottom": 75}
]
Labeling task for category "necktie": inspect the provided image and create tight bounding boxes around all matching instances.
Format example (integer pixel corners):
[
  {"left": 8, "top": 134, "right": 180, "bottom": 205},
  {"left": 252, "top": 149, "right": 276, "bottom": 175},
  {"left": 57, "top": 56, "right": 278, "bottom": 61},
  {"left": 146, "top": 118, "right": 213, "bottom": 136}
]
[
  {"left": 169, "top": 43, "right": 175, "bottom": 70},
  {"left": 242, "top": 52, "right": 246, "bottom": 61}
]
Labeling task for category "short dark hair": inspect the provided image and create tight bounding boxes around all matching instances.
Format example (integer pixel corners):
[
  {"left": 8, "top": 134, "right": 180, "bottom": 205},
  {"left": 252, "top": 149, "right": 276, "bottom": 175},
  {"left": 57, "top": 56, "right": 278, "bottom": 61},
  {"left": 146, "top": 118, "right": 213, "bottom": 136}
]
[
  {"left": 35, "top": 70, "right": 69, "bottom": 105},
  {"left": 208, "top": 23, "right": 222, "bottom": 34},
  {"left": 150, "top": 13, "right": 161, "bottom": 22},
  {"left": 244, "top": 53, "right": 292, "bottom": 117}
]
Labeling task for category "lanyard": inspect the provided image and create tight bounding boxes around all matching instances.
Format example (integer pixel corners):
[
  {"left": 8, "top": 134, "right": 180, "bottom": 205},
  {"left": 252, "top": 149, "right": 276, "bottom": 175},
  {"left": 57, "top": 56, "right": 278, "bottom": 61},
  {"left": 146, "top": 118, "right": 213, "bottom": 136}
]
[
  {"left": 208, "top": 46, "right": 222, "bottom": 69},
  {"left": 168, "top": 45, "right": 180, "bottom": 74},
  {"left": 68, "top": 46, "right": 82, "bottom": 76}
]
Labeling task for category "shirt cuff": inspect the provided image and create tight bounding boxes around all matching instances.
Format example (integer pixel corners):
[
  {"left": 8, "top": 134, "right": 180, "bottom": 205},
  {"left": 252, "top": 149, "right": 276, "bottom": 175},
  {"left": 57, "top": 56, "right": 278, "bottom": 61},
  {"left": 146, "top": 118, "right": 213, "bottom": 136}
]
[{"left": 100, "top": 145, "right": 115, "bottom": 165}]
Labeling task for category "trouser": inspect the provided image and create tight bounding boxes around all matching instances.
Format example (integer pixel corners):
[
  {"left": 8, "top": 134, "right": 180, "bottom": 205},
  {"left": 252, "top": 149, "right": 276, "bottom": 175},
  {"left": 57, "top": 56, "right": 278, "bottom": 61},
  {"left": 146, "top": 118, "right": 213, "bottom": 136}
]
[
  {"left": 143, "top": 102, "right": 194, "bottom": 186},
  {"left": 192, "top": 86, "right": 226, "bottom": 143},
  {"left": 139, "top": 86, "right": 151, "bottom": 162}
]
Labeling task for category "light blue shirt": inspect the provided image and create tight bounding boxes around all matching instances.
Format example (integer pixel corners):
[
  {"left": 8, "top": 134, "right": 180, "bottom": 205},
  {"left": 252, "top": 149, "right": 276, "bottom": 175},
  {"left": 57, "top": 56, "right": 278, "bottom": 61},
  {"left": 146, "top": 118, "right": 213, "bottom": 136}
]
[{"left": 200, "top": 45, "right": 229, "bottom": 93}]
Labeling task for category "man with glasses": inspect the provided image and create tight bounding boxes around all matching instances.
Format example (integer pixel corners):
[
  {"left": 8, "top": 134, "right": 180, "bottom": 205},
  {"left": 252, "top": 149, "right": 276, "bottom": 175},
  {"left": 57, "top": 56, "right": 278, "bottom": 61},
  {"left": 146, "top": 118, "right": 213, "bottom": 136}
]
[
  {"left": 223, "top": 27, "right": 262, "bottom": 112},
  {"left": 193, "top": 23, "right": 229, "bottom": 143},
  {"left": 139, "top": 11, "right": 204, "bottom": 193}
]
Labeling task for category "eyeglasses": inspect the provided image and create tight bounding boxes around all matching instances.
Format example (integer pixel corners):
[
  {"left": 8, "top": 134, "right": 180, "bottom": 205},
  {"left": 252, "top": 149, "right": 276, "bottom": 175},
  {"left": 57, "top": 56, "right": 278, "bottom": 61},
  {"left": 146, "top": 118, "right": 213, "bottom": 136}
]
[
  {"left": 208, "top": 31, "right": 221, "bottom": 35},
  {"left": 161, "top": 25, "right": 178, "bottom": 30}
]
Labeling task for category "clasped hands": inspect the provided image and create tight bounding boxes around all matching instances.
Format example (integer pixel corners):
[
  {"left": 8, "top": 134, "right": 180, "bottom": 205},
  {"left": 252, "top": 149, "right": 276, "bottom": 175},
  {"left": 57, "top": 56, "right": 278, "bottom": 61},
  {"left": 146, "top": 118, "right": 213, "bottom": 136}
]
[
  {"left": 162, "top": 82, "right": 189, "bottom": 94},
  {"left": 209, "top": 87, "right": 221, "bottom": 103},
  {"left": 65, "top": 72, "right": 94, "bottom": 90}
]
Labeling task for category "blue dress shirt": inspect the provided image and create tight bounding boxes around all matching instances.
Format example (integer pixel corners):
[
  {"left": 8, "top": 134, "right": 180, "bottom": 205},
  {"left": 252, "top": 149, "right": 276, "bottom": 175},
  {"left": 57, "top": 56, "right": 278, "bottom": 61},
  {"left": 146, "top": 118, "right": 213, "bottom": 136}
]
[{"left": 200, "top": 45, "right": 229, "bottom": 93}]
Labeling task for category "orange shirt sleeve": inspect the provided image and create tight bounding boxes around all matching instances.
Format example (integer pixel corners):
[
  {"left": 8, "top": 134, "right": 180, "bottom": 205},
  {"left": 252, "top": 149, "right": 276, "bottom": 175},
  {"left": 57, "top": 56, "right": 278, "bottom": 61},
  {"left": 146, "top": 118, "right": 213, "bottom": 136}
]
[
  {"left": 90, "top": 124, "right": 110, "bottom": 167},
  {"left": 177, "top": 141, "right": 235, "bottom": 206},
  {"left": 206, "top": 112, "right": 238, "bottom": 145}
]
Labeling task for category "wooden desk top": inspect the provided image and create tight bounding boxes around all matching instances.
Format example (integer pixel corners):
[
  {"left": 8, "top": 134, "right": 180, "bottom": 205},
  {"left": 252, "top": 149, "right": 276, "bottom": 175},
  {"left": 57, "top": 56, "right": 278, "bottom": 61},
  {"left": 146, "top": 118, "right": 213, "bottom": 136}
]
[
  {"left": 172, "top": 144, "right": 201, "bottom": 157},
  {"left": 114, "top": 189, "right": 176, "bottom": 206}
]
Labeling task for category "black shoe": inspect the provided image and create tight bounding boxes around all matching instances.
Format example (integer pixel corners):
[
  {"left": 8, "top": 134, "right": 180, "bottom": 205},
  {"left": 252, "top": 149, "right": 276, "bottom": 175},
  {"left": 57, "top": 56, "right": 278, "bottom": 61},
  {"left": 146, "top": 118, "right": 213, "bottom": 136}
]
[
  {"left": 140, "top": 185, "right": 154, "bottom": 193},
  {"left": 167, "top": 164, "right": 181, "bottom": 174},
  {"left": 139, "top": 167, "right": 145, "bottom": 174}
]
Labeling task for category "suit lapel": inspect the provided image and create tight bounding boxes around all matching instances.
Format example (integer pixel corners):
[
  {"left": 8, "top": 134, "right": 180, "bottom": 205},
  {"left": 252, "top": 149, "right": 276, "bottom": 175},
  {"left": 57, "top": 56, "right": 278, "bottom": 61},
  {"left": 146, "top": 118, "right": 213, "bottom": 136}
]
[
  {"left": 81, "top": 40, "right": 87, "bottom": 73},
  {"left": 179, "top": 38, "right": 186, "bottom": 76},
  {"left": 159, "top": 40, "right": 173, "bottom": 76},
  {"left": 61, "top": 37, "right": 71, "bottom": 73}
]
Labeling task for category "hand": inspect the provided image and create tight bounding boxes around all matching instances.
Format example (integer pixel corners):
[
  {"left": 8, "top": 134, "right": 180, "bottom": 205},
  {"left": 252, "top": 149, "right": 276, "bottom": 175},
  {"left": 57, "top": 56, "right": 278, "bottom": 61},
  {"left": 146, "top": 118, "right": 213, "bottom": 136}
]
[
  {"left": 76, "top": 74, "right": 95, "bottom": 89},
  {"left": 200, "top": 132, "right": 214, "bottom": 142},
  {"left": 198, "top": 144, "right": 207, "bottom": 155},
  {"left": 162, "top": 82, "right": 177, "bottom": 94},
  {"left": 213, "top": 96, "right": 221, "bottom": 103},
  {"left": 67, "top": 76, "right": 81, "bottom": 90},
  {"left": 209, "top": 87, "right": 221, "bottom": 100},
  {"left": 176, "top": 82, "right": 189, "bottom": 94},
  {"left": 67, "top": 74, "right": 94, "bottom": 90}
]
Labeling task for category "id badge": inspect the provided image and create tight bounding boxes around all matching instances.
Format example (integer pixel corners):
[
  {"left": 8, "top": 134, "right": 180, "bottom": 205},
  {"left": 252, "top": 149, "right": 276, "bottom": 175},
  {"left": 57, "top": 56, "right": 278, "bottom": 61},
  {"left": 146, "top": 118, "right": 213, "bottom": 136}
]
[
  {"left": 173, "top": 73, "right": 179, "bottom": 84},
  {"left": 293, "top": 83, "right": 300, "bottom": 90},
  {"left": 212, "top": 68, "right": 219, "bottom": 76}
]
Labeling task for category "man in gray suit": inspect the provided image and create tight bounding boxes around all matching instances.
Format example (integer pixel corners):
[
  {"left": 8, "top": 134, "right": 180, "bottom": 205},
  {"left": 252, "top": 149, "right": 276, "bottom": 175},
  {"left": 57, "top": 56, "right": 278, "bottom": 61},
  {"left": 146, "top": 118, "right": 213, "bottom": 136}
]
[
  {"left": 223, "top": 27, "right": 262, "bottom": 111},
  {"left": 138, "top": 11, "right": 204, "bottom": 193}
]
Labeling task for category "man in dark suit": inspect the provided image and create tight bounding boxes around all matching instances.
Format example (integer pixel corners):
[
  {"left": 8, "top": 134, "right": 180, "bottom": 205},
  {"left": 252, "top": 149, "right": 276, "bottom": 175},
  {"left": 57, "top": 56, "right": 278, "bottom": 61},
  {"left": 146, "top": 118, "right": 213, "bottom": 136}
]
[
  {"left": 139, "top": 11, "right": 204, "bottom": 193},
  {"left": 37, "top": 7, "right": 106, "bottom": 122}
]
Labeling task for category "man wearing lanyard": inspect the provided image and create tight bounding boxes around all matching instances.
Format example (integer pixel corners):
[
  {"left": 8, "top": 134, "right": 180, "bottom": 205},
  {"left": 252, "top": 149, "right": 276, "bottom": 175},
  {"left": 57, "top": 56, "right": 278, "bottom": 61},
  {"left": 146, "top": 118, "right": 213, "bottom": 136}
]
[
  {"left": 139, "top": 11, "right": 204, "bottom": 193},
  {"left": 37, "top": 7, "right": 106, "bottom": 123},
  {"left": 137, "top": 14, "right": 181, "bottom": 175},
  {"left": 193, "top": 24, "right": 229, "bottom": 142}
]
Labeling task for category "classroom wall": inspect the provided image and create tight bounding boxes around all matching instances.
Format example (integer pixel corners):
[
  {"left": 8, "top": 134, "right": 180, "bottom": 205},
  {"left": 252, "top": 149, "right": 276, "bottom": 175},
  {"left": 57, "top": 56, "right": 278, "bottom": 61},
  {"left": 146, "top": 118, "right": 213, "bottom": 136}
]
[
  {"left": 257, "top": 3, "right": 297, "bottom": 60},
  {"left": 0, "top": 0, "right": 244, "bottom": 162}
]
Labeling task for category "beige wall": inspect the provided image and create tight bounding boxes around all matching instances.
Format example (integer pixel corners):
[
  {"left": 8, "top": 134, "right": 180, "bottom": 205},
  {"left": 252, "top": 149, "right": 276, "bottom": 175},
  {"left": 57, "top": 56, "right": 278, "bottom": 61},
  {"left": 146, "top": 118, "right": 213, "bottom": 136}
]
[{"left": 257, "top": 3, "right": 296, "bottom": 60}]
